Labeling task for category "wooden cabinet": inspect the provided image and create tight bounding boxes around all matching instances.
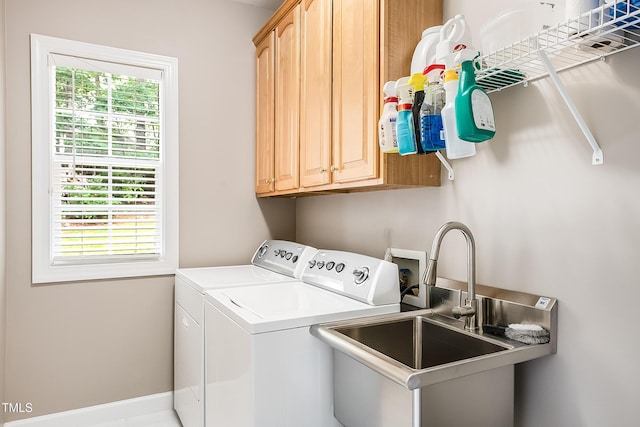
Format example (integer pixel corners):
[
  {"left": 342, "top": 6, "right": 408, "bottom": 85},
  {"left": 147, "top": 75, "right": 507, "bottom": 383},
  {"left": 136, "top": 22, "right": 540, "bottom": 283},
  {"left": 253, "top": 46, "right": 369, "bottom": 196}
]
[
  {"left": 331, "top": 0, "right": 379, "bottom": 184},
  {"left": 254, "top": 0, "right": 443, "bottom": 197},
  {"left": 299, "top": 0, "right": 332, "bottom": 188},
  {"left": 254, "top": 4, "right": 301, "bottom": 195},
  {"left": 255, "top": 32, "right": 275, "bottom": 195},
  {"left": 300, "top": 0, "right": 378, "bottom": 188},
  {"left": 274, "top": 5, "right": 301, "bottom": 192}
]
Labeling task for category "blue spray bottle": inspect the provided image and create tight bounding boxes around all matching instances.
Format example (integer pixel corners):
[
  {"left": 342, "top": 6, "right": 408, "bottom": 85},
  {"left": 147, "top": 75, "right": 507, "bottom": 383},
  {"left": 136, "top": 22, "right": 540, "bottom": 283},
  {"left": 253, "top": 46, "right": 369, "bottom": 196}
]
[
  {"left": 419, "top": 64, "right": 446, "bottom": 152},
  {"left": 395, "top": 77, "right": 417, "bottom": 156}
]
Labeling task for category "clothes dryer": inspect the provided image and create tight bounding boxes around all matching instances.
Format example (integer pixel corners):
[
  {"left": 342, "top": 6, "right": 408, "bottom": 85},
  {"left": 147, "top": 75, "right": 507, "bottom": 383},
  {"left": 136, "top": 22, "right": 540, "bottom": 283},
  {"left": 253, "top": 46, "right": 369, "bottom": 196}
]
[{"left": 174, "top": 240, "right": 317, "bottom": 427}]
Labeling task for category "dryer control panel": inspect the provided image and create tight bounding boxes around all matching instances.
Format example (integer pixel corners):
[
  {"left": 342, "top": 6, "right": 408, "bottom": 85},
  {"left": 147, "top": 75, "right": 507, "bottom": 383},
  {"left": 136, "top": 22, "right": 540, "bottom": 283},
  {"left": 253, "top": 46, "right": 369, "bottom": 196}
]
[
  {"left": 302, "top": 250, "right": 400, "bottom": 306},
  {"left": 251, "top": 240, "right": 317, "bottom": 279}
]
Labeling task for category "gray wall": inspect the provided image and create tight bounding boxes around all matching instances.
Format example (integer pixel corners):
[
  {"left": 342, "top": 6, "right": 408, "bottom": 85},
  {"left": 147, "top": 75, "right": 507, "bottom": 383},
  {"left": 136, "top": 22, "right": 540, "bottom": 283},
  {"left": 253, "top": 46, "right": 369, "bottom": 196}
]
[
  {"left": 296, "top": 2, "right": 640, "bottom": 426},
  {"left": 4, "top": 0, "right": 294, "bottom": 421},
  {"left": 1, "top": 0, "right": 7, "bottom": 424}
]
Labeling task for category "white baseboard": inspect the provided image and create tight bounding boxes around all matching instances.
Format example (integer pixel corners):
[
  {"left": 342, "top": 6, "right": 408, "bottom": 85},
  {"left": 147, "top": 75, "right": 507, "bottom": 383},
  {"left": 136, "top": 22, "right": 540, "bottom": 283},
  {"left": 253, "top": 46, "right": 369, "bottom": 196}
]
[{"left": 4, "top": 392, "right": 173, "bottom": 427}]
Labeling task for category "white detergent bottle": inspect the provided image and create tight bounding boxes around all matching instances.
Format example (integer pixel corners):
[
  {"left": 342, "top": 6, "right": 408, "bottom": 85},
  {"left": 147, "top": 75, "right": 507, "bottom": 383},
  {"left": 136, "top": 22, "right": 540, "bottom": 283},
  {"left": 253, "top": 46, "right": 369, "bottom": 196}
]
[
  {"left": 435, "top": 14, "right": 472, "bottom": 65},
  {"left": 378, "top": 81, "right": 399, "bottom": 153},
  {"left": 410, "top": 26, "right": 442, "bottom": 75},
  {"left": 441, "top": 69, "right": 476, "bottom": 160}
]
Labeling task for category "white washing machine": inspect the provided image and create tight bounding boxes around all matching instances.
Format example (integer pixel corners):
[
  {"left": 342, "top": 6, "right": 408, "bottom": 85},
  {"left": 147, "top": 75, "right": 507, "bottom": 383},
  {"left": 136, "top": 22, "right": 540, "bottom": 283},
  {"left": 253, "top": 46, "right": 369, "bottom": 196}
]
[
  {"left": 174, "top": 240, "right": 317, "bottom": 427},
  {"left": 204, "top": 249, "right": 400, "bottom": 427}
]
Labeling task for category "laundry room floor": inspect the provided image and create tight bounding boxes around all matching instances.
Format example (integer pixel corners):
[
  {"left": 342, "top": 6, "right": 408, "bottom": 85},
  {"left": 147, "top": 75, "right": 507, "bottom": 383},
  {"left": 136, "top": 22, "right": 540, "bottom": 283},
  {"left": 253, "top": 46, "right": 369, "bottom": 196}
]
[{"left": 92, "top": 409, "right": 182, "bottom": 427}]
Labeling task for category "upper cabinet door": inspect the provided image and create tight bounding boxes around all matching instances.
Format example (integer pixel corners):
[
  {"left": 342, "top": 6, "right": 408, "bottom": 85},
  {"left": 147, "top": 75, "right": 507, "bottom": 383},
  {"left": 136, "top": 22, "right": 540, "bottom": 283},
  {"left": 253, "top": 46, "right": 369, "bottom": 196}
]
[
  {"left": 299, "top": 0, "right": 333, "bottom": 188},
  {"left": 332, "top": 0, "right": 379, "bottom": 183},
  {"left": 255, "top": 32, "right": 275, "bottom": 195},
  {"left": 274, "top": 5, "right": 301, "bottom": 192}
]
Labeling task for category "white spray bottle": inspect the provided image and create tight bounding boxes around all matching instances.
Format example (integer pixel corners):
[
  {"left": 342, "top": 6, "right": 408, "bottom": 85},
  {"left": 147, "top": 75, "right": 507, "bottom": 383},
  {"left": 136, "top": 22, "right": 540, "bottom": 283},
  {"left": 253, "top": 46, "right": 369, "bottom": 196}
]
[
  {"left": 378, "top": 81, "right": 399, "bottom": 153},
  {"left": 436, "top": 14, "right": 476, "bottom": 160}
]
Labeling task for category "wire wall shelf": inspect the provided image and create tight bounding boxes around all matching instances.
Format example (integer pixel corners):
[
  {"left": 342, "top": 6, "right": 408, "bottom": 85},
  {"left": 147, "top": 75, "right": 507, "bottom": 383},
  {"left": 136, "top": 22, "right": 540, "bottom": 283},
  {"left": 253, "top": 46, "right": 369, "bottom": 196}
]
[
  {"left": 477, "top": 1, "right": 640, "bottom": 94},
  {"left": 474, "top": 1, "right": 640, "bottom": 165}
]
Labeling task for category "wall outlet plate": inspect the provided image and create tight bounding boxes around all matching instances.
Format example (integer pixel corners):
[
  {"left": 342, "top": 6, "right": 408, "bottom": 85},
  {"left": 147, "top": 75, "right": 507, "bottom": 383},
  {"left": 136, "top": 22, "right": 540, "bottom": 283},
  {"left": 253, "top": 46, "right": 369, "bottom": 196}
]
[{"left": 384, "top": 248, "right": 427, "bottom": 308}]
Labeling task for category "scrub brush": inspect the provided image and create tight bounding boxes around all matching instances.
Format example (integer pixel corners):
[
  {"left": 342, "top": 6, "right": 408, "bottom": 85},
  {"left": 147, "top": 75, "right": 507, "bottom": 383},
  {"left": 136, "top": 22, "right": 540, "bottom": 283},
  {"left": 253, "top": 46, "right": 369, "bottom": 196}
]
[{"left": 505, "top": 323, "right": 550, "bottom": 345}]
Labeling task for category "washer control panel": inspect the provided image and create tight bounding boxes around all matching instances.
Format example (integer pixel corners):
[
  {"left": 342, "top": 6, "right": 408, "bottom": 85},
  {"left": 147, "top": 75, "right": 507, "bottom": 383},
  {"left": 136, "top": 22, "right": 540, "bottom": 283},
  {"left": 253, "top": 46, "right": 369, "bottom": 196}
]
[
  {"left": 251, "top": 240, "right": 318, "bottom": 279},
  {"left": 302, "top": 250, "right": 400, "bottom": 306}
]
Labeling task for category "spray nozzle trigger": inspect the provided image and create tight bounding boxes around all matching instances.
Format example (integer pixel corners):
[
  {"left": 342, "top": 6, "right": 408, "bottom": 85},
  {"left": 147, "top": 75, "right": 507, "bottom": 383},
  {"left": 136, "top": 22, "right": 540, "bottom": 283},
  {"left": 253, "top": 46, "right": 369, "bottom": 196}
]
[{"left": 454, "top": 49, "right": 482, "bottom": 70}]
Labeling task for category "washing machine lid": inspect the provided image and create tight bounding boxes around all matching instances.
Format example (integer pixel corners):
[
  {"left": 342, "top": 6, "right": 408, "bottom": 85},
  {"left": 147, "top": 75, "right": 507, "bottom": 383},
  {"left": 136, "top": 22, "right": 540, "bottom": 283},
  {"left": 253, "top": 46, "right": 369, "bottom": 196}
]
[
  {"left": 205, "top": 282, "right": 399, "bottom": 334},
  {"left": 176, "top": 265, "right": 297, "bottom": 293}
]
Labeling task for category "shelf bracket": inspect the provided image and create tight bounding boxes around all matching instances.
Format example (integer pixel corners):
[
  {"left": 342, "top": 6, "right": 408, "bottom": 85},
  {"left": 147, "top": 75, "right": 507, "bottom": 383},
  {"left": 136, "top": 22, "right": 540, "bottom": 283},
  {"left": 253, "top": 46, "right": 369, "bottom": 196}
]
[
  {"left": 537, "top": 49, "right": 604, "bottom": 165},
  {"left": 435, "top": 151, "right": 454, "bottom": 180}
]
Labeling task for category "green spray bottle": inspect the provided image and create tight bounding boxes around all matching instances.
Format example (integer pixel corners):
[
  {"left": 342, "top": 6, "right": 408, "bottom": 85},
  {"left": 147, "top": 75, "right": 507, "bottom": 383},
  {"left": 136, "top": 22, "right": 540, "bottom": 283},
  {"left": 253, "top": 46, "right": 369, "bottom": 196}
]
[{"left": 455, "top": 50, "right": 496, "bottom": 142}]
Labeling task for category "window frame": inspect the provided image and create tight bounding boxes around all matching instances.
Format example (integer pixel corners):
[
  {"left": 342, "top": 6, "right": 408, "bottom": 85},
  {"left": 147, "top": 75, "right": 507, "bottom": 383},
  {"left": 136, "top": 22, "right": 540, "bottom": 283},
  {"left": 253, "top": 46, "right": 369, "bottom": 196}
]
[{"left": 31, "top": 34, "right": 179, "bottom": 283}]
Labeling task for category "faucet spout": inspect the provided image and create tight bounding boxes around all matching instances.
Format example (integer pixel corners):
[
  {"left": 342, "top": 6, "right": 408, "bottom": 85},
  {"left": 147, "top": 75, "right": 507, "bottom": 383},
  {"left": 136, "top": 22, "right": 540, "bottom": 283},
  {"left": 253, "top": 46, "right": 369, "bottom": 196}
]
[{"left": 422, "top": 221, "right": 478, "bottom": 330}]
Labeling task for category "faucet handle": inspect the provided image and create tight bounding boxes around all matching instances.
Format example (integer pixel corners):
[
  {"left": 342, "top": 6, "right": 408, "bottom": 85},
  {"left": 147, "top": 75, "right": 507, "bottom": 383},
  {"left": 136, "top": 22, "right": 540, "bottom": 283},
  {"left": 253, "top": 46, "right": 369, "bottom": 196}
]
[
  {"left": 452, "top": 298, "right": 478, "bottom": 331},
  {"left": 452, "top": 304, "right": 475, "bottom": 319}
]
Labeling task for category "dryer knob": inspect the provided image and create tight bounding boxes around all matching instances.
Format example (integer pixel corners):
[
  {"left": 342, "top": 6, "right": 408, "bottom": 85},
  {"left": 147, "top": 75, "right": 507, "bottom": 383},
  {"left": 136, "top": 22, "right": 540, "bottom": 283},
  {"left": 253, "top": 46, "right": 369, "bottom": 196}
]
[
  {"left": 257, "top": 245, "right": 269, "bottom": 258},
  {"left": 352, "top": 266, "right": 369, "bottom": 285}
]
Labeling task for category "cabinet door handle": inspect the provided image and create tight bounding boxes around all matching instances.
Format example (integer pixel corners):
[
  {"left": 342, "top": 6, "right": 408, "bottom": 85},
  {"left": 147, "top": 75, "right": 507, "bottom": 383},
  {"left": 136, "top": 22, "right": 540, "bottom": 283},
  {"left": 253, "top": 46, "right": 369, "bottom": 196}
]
[
  {"left": 320, "top": 168, "right": 327, "bottom": 173},
  {"left": 330, "top": 165, "right": 338, "bottom": 173}
]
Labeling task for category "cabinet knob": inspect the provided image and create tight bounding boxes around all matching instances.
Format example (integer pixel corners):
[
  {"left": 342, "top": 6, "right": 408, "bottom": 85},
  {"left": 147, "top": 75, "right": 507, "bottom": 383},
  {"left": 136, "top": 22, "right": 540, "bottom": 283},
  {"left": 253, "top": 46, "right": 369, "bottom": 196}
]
[
  {"left": 320, "top": 168, "right": 327, "bottom": 173},
  {"left": 330, "top": 165, "right": 338, "bottom": 173},
  {"left": 264, "top": 178, "right": 276, "bottom": 184}
]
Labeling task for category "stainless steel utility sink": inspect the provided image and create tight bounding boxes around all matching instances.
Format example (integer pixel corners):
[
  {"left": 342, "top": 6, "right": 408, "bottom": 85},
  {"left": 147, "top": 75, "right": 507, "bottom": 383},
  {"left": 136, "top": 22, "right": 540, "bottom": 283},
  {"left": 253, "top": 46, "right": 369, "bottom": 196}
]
[
  {"left": 336, "top": 315, "right": 509, "bottom": 370},
  {"left": 312, "top": 311, "right": 524, "bottom": 427},
  {"left": 310, "top": 281, "right": 557, "bottom": 427}
]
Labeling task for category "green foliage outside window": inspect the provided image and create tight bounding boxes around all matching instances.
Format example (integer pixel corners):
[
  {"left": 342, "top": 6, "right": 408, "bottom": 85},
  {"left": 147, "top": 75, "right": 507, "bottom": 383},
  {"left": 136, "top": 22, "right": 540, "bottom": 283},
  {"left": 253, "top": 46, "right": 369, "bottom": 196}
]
[{"left": 54, "top": 66, "right": 161, "bottom": 220}]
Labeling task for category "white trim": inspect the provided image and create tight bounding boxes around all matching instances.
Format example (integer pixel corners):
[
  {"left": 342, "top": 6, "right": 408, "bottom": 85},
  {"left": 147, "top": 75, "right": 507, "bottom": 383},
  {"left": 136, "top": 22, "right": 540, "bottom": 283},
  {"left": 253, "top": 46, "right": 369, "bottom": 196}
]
[
  {"left": 30, "top": 34, "right": 179, "bottom": 283},
  {"left": 4, "top": 392, "right": 174, "bottom": 427}
]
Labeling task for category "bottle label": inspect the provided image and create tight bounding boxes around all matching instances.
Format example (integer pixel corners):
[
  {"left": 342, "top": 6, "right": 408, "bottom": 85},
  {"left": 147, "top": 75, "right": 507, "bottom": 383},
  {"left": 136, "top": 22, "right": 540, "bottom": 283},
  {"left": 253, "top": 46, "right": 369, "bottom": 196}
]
[
  {"left": 379, "top": 116, "right": 398, "bottom": 151},
  {"left": 471, "top": 90, "right": 496, "bottom": 132},
  {"left": 389, "top": 117, "right": 397, "bottom": 146}
]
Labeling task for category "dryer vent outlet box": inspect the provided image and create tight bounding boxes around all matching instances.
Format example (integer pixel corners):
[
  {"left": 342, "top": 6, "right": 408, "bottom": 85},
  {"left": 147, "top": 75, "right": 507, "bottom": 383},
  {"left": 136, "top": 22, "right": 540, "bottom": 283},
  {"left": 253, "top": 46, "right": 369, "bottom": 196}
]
[{"left": 385, "top": 248, "right": 427, "bottom": 308}]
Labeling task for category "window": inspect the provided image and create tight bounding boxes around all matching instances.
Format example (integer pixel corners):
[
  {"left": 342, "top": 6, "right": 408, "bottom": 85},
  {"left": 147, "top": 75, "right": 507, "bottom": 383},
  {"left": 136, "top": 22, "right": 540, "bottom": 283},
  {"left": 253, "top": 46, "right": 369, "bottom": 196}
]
[{"left": 31, "top": 34, "right": 178, "bottom": 283}]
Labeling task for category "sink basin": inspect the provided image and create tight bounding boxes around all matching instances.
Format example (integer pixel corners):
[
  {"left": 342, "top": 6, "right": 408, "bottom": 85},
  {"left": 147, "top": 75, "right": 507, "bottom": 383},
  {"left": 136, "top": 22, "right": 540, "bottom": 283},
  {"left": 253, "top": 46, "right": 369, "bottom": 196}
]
[{"left": 336, "top": 316, "right": 509, "bottom": 370}]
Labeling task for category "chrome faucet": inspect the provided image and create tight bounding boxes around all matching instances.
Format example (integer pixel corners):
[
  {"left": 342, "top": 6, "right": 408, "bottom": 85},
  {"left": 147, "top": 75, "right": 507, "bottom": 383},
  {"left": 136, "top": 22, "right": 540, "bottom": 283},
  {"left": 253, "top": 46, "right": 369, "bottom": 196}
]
[{"left": 423, "top": 221, "right": 478, "bottom": 331}]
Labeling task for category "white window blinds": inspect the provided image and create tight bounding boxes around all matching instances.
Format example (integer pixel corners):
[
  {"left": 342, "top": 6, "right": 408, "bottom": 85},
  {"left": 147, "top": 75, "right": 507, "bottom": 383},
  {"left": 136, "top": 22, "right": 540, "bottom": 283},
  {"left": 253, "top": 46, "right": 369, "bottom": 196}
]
[
  {"left": 51, "top": 62, "right": 162, "bottom": 262},
  {"left": 31, "top": 34, "right": 178, "bottom": 283}
]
